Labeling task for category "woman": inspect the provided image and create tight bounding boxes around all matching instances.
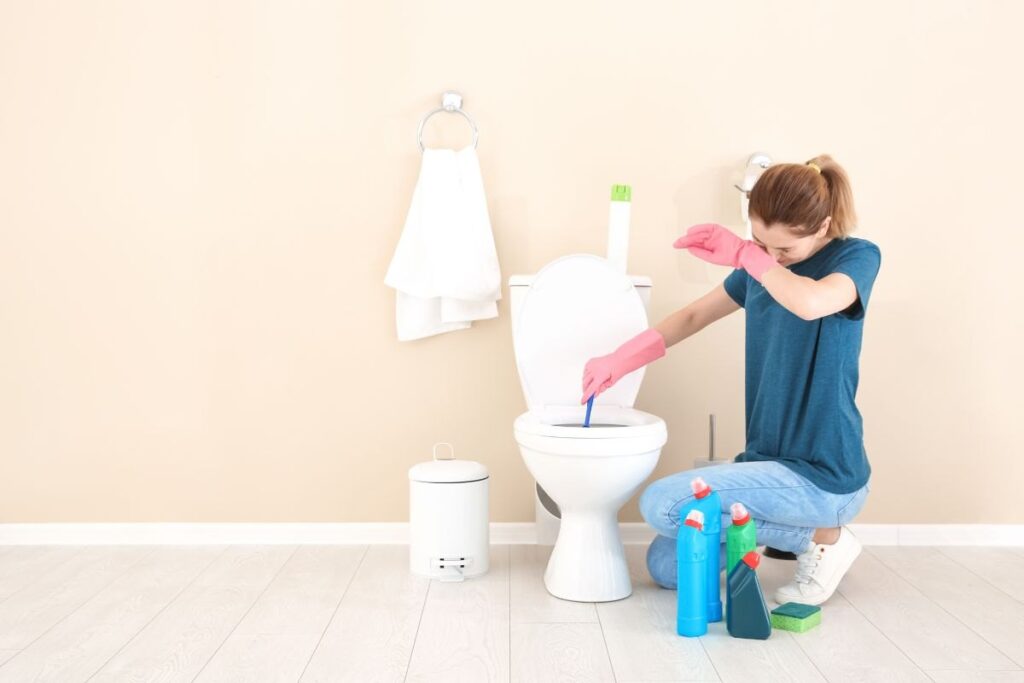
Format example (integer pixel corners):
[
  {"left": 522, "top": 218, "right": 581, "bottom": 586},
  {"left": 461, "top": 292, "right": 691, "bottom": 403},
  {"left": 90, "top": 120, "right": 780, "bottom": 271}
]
[{"left": 580, "top": 155, "right": 881, "bottom": 605}]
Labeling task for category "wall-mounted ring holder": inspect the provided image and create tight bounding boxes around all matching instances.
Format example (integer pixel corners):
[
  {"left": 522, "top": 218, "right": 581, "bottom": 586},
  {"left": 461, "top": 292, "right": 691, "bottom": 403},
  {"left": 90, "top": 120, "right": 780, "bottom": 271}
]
[{"left": 416, "top": 91, "right": 479, "bottom": 152}]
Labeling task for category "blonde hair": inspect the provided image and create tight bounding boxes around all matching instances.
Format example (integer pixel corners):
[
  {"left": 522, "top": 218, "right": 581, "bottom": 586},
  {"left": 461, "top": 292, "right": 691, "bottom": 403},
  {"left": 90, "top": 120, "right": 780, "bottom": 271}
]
[{"left": 747, "top": 154, "right": 858, "bottom": 238}]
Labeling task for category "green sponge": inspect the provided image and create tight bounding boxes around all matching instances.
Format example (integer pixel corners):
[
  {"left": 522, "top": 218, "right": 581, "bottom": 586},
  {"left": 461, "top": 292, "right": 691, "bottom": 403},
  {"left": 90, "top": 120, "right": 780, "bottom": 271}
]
[{"left": 770, "top": 602, "right": 821, "bottom": 633}]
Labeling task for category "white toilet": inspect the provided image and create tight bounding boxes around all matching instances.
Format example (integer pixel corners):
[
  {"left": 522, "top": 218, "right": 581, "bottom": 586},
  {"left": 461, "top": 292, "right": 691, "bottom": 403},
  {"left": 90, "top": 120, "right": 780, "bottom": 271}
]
[{"left": 510, "top": 254, "right": 667, "bottom": 602}]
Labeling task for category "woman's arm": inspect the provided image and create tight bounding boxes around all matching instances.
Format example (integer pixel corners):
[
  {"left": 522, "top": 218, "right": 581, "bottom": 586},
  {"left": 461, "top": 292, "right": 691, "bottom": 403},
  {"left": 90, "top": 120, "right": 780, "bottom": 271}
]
[
  {"left": 760, "top": 267, "right": 858, "bottom": 321},
  {"left": 655, "top": 283, "right": 741, "bottom": 347},
  {"left": 579, "top": 283, "right": 739, "bottom": 403}
]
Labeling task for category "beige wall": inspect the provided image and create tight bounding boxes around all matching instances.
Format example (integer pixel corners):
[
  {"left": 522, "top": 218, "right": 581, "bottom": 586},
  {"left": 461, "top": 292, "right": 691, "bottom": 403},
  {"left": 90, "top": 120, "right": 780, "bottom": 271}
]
[{"left": 1, "top": 1, "right": 1021, "bottom": 525}]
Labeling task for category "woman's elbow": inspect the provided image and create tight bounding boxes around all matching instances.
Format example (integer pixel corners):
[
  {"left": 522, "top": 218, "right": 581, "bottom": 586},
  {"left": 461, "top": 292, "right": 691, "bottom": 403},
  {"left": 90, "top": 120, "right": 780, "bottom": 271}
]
[
  {"left": 799, "top": 294, "right": 853, "bottom": 321},
  {"left": 796, "top": 297, "right": 826, "bottom": 321}
]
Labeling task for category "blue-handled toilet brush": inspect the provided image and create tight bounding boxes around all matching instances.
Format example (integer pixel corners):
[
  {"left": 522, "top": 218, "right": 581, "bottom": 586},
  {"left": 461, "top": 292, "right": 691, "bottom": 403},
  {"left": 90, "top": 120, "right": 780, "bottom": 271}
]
[{"left": 583, "top": 395, "right": 594, "bottom": 428}]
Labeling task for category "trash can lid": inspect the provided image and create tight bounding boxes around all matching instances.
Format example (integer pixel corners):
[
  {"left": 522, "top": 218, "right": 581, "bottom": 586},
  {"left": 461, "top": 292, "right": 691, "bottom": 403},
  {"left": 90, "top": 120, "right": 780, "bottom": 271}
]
[{"left": 408, "top": 459, "right": 489, "bottom": 484}]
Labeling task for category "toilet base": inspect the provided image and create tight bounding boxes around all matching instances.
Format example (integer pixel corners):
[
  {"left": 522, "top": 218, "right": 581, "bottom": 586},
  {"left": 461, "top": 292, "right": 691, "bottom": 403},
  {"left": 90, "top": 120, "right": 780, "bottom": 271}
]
[{"left": 543, "top": 510, "right": 632, "bottom": 602}]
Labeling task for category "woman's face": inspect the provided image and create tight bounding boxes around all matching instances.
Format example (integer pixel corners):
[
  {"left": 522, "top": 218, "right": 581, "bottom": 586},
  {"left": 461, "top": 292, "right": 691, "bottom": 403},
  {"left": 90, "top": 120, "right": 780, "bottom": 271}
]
[{"left": 750, "top": 217, "right": 831, "bottom": 267}]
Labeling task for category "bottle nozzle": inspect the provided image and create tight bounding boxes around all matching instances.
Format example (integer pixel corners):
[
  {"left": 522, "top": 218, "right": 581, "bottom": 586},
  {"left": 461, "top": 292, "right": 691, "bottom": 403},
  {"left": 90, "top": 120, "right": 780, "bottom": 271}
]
[
  {"left": 742, "top": 551, "right": 761, "bottom": 570},
  {"left": 731, "top": 502, "right": 750, "bottom": 526},
  {"left": 684, "top": 509, "right": 704, "bottom": 531},
  {"left": 690, "top": 477, "right": 711, "bottom": 499}
]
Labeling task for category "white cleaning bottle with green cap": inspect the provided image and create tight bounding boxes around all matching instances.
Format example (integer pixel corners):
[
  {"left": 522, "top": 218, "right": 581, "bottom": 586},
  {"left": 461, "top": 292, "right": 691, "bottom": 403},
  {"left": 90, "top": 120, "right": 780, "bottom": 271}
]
[{"left": 607, "top": 184, "right": 631, "bottom": 273}]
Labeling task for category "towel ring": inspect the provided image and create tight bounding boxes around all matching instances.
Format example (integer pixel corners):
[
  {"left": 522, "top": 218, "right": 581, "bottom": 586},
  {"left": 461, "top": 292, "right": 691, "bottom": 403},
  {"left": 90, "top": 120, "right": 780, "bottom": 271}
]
[{"left": 416, "top": 91, "right": 479, "bottom": 152}]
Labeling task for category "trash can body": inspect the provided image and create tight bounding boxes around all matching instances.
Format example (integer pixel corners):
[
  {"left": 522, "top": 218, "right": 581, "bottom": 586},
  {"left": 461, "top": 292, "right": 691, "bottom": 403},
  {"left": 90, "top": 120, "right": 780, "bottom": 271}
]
[{"left": 408, "top": 452, "right": 489, "bottom": 580}]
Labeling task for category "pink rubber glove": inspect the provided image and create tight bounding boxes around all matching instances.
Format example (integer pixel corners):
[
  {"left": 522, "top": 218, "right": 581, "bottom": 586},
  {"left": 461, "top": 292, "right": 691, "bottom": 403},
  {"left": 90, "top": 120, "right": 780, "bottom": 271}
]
[
  {"left": 673, "top": 223, "right": 779, "bottom": 283},
  {"left": 581, "top": 328, "right": 666, "bottom": 404}
]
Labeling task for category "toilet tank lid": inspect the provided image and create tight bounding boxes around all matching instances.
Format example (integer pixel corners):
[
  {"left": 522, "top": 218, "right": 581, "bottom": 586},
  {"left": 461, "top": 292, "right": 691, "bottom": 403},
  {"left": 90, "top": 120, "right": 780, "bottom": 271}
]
[
  {"left": 509, "top": 273, "right": 651, "bottom": 287},
  {"left": 408, "top": 459, "right": 489, "bottom": 484}
]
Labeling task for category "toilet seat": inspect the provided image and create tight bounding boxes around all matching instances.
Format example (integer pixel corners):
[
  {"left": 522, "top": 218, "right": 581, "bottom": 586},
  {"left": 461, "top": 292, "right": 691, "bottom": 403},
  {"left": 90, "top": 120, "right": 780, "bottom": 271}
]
[
  {"left": 514, "top": 405, "right": 667, "bottom": 457},
  {"left": 515, "top": 405, "right": 664, "bottom": 439}
]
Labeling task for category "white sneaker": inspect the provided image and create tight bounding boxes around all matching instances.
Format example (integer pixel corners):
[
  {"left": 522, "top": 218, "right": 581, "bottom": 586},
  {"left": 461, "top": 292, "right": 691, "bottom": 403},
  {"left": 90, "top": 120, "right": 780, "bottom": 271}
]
[{"left": 773, "top": 526, "right": 862, "bottom": 606}]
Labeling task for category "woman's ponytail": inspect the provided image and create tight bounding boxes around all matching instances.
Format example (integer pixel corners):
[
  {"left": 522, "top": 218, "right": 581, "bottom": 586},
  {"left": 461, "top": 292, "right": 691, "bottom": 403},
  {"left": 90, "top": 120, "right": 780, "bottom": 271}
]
[{"left": 806, "top": 154, "right": 857, "bottom": 238}]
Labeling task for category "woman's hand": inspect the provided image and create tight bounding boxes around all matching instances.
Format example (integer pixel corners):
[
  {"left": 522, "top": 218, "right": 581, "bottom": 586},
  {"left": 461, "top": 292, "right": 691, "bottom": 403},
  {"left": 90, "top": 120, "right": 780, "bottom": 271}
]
[
  {"left": 581, "top": 328, "right": 666, "bottom": 403},
  {"left": 674, "top": 223, "right": 779, "bottom": 282}
]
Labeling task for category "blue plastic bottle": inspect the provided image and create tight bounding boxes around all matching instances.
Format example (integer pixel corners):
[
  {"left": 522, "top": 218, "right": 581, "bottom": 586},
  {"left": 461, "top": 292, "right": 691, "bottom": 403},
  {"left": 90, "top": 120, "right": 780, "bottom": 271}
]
[
  {"left": 676, "top": 509, "right": 708, "bottom": 637},
  {"left": 682, "top": 477, "right": 723, "bottom": 622}
]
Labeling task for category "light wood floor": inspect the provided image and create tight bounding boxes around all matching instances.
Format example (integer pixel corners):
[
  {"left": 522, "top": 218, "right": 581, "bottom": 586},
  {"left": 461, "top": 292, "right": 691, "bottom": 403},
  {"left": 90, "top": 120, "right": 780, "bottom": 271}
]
[{"left": 1, "top": 544, "right": 1023, "bottom": 682}]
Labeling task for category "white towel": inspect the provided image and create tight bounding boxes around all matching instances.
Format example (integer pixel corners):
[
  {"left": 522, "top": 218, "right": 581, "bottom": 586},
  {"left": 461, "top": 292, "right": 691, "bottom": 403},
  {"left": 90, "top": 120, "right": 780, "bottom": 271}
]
[{"left": 385, "top": 147, "right": 501, "bottom": 341}]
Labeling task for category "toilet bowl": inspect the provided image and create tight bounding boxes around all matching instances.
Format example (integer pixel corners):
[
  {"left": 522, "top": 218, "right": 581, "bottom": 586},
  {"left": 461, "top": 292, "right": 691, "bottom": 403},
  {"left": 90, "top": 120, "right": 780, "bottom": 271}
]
[{"left": 510, "top": 254, "right": 667, "bottom": 602}]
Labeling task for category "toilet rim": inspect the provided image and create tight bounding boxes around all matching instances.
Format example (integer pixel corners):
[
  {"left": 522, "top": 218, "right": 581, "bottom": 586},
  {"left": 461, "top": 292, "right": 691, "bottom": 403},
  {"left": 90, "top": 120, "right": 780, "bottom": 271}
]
[{"left": 514, "top": 405, "right": 666, "bottom": 440}]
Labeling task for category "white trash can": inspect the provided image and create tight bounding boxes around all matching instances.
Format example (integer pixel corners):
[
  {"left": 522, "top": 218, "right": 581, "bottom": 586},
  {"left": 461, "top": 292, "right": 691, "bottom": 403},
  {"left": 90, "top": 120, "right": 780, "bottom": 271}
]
[{"left": 408, "top": 443, "right": 489, "bottom": 581}]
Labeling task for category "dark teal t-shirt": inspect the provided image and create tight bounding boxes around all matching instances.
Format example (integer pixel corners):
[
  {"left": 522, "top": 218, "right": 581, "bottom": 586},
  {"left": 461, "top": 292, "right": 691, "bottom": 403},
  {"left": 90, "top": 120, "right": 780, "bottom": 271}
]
[{"left": 723, "top": 236, "right": 882, "bottom": 494}]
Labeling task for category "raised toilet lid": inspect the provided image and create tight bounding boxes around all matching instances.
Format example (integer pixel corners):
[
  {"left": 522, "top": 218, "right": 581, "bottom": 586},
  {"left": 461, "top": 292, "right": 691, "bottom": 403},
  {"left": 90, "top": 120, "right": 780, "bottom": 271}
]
[{"left": 514, "top": 254, "right": 648, "bottom": 412}]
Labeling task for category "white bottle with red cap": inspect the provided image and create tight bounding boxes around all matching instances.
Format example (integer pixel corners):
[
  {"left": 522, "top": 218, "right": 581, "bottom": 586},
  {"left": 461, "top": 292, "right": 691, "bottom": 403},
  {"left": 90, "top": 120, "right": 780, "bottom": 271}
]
[{"left": 681, "top": 477, "right": 723, "bottom": 622}]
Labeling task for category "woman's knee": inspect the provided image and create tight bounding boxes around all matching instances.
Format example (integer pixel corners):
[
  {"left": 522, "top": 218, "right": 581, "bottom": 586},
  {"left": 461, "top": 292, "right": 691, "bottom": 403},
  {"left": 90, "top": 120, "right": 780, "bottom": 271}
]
[
  {"left": 836, "top": 484, "right": 870, "bottom": 527},
  {"left": 639, "top": 480, "right": 681, "bottom": 536},
  {"left": 645, "top": 534, "right": 677, "bottom": 589},
  {"left": 640, "top": 466, "right": 741, "bottom": 531},
  {"left": 646, "top": 536, "right": 728, "bottom": 589}
]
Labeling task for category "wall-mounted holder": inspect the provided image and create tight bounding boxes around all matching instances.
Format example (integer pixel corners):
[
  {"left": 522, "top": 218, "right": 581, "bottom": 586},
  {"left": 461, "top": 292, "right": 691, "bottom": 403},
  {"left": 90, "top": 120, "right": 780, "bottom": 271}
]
[
  {"left": 733, "top": 153, "right": 773, "bottom": 194},
  {"left": 735, "top": 153, "right": 773, "bottom": 239},
  {"left": 416, "top": 90, "right": 479, "bottom": 151}
]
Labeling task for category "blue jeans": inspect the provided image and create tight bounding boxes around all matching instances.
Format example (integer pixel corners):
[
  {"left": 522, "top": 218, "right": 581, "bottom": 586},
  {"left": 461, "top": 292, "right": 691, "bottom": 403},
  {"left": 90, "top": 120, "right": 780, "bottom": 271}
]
[{"left": 639, "top": 460, "right": 870, "bottom": 589}]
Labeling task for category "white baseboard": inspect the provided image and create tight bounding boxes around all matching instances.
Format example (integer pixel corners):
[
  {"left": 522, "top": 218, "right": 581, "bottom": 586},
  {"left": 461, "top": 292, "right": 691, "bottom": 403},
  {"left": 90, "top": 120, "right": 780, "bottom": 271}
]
[
  {"left": 855, "top": 524, "right": 1024, "bottom": 546},
  {"left": 0, "top": 523, "right": 1021, "bottom": 546}
]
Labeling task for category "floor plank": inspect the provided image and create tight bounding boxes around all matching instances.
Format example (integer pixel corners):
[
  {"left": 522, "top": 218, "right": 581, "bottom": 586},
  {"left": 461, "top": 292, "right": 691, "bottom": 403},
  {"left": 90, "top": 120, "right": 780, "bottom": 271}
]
[
  {"left": 749, "top": 554, "right": 931, "bottom": 682},
  {"left": 0, "top": 546, "right": 153, "bottom": 650},
  {"left": 299, "top": 545, "right": 429, "bottom": 683},
  {"left": 597, "top": 545, "right": 720, "bottom": 682},
  {"left": 927, "top": 672, "right": 1024, "bottom": 682},
  {"left": 510, "top": 545, "right": 597, "bottom": 624},
  {"left": 837, "top": 550, "right": 1017, "bottom": 671},
  {"left": 0, "top": 546, "right": 223, "bottom": 682},
  {"left": 405, "top": 545, "right": 510, "bottom": 683},
  {"left": 699, "top": 554, "right": 829, "bottom": 683},
  {"left": 870, "top": 547, "right": 1024, "bottom": 668},
  {"left": 88, "top": 545, "right": 296, "bottom": 683},
  {"left": 511, "top": 622, "right": 614, "bottom": 682},
  {"left": 938, "top": 547, "right": 1024, "bottom": 603},
  {"left": 194, "top": 545, "right": 365, "bottom": 682},
  {"left": 0, "top": 547, "right": 85, "bottom": 601},
  {"left": 792, "top": 592, "right": 932, "bottom": 682}
]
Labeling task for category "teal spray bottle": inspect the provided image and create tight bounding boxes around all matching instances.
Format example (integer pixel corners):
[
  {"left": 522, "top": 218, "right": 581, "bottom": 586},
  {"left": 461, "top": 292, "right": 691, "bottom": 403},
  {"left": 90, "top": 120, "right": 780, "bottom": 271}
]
[{"left": 726, "top": 551, "right": 773, "bottom": 640}]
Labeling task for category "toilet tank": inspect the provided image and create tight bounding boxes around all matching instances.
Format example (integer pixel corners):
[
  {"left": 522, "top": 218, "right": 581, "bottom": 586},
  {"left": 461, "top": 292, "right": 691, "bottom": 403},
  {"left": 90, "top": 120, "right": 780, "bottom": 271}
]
[{"left": 509, "top": 273, "right": 653, "bottom": 339}]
